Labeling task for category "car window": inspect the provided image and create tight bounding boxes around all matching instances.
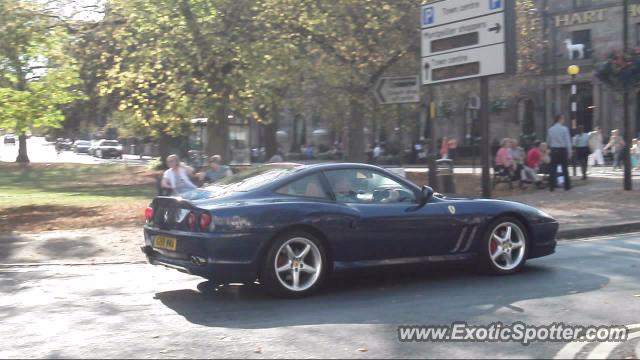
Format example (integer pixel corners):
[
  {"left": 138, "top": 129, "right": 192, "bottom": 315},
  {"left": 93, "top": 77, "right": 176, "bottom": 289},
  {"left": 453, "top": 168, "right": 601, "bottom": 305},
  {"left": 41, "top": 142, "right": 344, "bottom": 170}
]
[
  {"left": 276, "top": 174, "right": 329, "bottom": 199},
  {"left": 199, "top": 164, "right": 302, "bottom": 196},
  {"left": 324, "top": 169, "right": 416, "bottom": 204},
  {"left": 102, "top": 141, "right": 119, "bottom": 146}
]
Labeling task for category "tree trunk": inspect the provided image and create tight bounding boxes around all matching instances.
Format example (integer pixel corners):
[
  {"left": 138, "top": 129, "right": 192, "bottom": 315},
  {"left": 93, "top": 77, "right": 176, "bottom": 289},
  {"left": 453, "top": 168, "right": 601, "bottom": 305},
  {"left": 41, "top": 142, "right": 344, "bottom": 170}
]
[
  {"left": 206, "top": 103, "right": 229, "bottom": 162},
  {"left": 347, "top": 96, "right": 366, "bottom": 162},
  {"left": 264, "top": 100, "right": 279, "bottom": 159},
  {"left": 15, "top": 134, "right": 29, "bottom": 163}
]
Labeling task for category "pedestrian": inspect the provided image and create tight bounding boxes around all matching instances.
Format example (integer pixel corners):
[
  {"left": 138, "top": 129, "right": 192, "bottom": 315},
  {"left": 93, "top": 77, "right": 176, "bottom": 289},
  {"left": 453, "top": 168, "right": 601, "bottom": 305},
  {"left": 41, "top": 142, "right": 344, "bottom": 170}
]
[
  {"left": 525, "top": 141, "right": 545, "bottom": 188},
  {"left": 161, "top": 154, "right": 198, "bottom": 196},
  {"left": 268, "top": 150, "right": 285, "bottom": 163},
  {"left": 447, "top": 138, "right": 458, "bottom": 162},
  {"left": 604, "top": 129, "right": 626, "bottom": 170},
  {"left": 510, "top": 139, "right": 527, "bottom": 186},
  {"left": 546, "top": 115, "right": 572, "bottom": 191},
  {"left": 495, "top": 138, "right": 515, "bottom": 179},
  {"left": 440, "top": 137, "right": 449, "bottom": 160},
  {"left": 588, "top": 126, "right": 605, "bottom": 166},
  {"left": 198, "top": 155, "right": 232, "bottom": 183},
  {"left": 573, "top": 125, "right": 590, "bottom": 180},
  {"left": 373, "top": 142, "right": 383, "bottom": 163},
  {"left": 631, "top": 138, "right": 640, "bottom": 170}
]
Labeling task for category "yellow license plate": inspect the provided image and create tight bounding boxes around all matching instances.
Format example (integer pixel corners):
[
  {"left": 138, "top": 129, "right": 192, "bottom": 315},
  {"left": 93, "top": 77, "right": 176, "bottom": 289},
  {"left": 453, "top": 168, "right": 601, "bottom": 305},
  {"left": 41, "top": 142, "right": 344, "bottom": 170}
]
[{"left": 153, "top": 236, "right": 177, "bottom": 251}]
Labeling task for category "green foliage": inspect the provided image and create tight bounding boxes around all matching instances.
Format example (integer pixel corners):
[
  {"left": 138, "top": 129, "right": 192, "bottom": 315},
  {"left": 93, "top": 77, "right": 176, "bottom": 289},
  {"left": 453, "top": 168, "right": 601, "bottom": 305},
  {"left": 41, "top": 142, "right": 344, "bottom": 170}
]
[
  {"left": 0, "top": 0, "right": 85, "bottom": 135},
  {"left": 596, "top": 49, "right": 640, "bottom": 92}
]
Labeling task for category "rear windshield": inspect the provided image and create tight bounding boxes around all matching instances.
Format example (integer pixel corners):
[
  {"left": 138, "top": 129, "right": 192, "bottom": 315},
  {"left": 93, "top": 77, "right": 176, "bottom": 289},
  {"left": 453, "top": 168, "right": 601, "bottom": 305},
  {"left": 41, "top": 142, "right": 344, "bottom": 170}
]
[
  {"left": 102, "top": 141, "right": 119, "bottom": 146},
  {"left": 189, "top": 164, "right": 302, "bottom": 199}
]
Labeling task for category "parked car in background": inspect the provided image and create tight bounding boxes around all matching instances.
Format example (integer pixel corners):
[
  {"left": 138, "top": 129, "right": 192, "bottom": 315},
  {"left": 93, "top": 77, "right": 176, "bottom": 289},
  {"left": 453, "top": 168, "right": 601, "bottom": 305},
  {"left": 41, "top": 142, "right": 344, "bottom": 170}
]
[
  {"left": 72, "top": 140, "right": 92, "bottom": 154},
  {"left": 93, "top": 139, "right": 123, "bottom": 159},
  {"left": 3, "top": 134, "right": 16, "bottom": 144}
]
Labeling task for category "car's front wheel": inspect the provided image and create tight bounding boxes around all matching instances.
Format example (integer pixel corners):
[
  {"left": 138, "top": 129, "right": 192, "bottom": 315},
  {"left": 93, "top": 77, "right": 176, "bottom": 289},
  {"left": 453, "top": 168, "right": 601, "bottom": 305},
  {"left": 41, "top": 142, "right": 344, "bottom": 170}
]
[
  {"left": 478, "top": 217, "right": 529, "bottom": 275},
  {"left": 261, "top": 231, "right": 327, "bottom": 298}
]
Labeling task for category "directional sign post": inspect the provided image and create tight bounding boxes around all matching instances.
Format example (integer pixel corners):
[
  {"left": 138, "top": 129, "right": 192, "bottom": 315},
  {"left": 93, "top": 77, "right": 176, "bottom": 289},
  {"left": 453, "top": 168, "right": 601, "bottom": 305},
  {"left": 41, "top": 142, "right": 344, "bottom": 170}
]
[
  {"left": 374, "top": 76, "right": 420, "bottom": 105},
  {"left": 420, "top": 0, "right": 515, "bottom": 85},
  {"left": 420, "top": 0, "right": 516, "bottom": 198}
]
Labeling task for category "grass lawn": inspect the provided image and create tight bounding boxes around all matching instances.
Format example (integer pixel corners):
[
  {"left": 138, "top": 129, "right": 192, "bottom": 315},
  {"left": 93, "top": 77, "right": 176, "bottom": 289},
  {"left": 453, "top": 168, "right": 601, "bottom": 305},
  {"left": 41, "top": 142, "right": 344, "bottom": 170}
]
[{"left": 0, "top": 162, "right": 160, "bottom": 232}]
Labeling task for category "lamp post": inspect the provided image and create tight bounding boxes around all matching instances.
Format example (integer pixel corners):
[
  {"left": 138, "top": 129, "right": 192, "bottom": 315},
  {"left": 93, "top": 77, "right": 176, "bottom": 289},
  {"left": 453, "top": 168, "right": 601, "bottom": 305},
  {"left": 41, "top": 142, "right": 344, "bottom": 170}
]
[{"left": 567, "top": 65, "right": 580, "bottom": 177}]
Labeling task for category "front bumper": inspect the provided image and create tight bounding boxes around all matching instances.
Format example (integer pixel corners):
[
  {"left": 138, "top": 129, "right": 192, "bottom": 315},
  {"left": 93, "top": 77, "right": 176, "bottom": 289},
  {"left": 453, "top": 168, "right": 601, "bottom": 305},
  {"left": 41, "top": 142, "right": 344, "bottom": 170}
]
[
  {"left": 142, "top": 226, "right": 268, "bottom": 283},
  {"left": 528, "top": 220, "right": 559, "bottom": 259}
]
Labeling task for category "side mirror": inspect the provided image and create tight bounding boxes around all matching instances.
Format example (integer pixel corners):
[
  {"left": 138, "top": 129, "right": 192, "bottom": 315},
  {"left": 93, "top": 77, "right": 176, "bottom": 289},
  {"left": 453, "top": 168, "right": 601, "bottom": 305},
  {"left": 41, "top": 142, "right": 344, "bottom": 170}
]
[{"left": 420, "top": 186, "right": 434, "bottom": 205}]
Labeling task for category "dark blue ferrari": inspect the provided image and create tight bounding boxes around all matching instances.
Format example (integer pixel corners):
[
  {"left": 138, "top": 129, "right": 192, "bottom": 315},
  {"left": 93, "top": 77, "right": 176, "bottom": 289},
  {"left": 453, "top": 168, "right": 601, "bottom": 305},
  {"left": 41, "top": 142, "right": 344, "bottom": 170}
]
[{"left": 142, "top": 163, "right": 558, "bottom": 297}]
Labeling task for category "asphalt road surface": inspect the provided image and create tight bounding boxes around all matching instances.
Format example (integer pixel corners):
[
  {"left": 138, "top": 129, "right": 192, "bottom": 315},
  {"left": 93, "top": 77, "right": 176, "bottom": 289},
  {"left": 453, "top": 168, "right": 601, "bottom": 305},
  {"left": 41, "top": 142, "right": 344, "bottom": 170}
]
[
  {"left": 0, "top": 136, "right": 149, "bottom": 165},
  {"left": 1, "top": 233, "right": 639, "bottom": 359}
]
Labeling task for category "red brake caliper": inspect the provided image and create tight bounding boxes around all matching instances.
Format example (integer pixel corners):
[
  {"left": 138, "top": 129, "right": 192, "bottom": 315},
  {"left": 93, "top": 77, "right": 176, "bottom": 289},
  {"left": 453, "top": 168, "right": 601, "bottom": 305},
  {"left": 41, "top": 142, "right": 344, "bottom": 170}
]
[
  {"left": 276, "top": 253, "right": 287, "bottom": 268},
  {"left": 490, "top": 238, "right": 498, "bottom": 254}
]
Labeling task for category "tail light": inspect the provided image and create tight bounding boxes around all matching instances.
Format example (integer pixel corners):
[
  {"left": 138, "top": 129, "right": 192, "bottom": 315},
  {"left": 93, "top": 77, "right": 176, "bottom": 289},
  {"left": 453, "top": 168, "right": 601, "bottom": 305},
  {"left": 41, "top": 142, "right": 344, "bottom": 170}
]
[
  {"left": 187, "top": 212, "right": 197, "bottom": 230},
  {"left": 144, "top": 207, "right": 154, "bottom": 222},
  {"left": 199, "top": 213, "right": 212, "bottom": 231}
]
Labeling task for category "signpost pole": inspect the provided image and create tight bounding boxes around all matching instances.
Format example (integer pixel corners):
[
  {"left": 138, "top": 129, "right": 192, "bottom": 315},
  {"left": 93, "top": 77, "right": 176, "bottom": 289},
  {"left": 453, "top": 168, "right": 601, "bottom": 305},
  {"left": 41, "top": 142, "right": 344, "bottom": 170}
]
[
  {"left": 623, "top": 0, "right": 633, "bottom": 191},
  {"left": 480, "top": 76, "right": 491, "bottom": 198}
]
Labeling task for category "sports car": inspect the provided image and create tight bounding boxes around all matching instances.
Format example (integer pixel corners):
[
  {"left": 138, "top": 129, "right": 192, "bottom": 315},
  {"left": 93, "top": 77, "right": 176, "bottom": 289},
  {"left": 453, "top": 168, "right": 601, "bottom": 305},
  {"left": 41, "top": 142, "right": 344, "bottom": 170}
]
[{"left": 142, "top": 163, "right": 558, "bottom": 297}]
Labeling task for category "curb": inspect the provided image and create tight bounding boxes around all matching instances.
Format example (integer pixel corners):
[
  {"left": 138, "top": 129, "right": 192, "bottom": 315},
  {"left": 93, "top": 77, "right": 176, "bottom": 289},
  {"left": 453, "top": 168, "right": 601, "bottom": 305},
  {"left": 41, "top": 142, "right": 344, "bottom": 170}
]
[
  {"left": 557, "top": 222, "right": 640, "bottom": 240},
  {"left": 0, "top": 260, "right": 146, "bottom": 269}
]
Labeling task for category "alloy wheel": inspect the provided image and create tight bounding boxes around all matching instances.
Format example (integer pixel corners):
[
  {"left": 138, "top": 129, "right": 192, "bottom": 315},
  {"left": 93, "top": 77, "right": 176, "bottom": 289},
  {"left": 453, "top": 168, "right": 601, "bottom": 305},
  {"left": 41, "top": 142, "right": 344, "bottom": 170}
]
[
  {"left": 274, "top": 237, "right": 322, "bottom": 292},
  {"left": 488, "top": 222, "right": 526, "bottom": 271}
]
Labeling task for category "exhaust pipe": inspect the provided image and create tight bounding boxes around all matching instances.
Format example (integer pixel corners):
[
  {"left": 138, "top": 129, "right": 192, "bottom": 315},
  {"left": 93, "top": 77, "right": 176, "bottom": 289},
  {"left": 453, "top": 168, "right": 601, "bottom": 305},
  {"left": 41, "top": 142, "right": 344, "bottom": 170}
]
[{"left": 190, "top": 256, "right": 208, "bottom": 266}]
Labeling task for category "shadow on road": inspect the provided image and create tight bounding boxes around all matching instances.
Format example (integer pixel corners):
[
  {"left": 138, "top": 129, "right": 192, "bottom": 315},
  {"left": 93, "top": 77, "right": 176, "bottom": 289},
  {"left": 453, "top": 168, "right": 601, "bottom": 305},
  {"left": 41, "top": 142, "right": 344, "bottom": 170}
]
[{"left": 155, "top": 262, "right": 609, "bottom": 329}]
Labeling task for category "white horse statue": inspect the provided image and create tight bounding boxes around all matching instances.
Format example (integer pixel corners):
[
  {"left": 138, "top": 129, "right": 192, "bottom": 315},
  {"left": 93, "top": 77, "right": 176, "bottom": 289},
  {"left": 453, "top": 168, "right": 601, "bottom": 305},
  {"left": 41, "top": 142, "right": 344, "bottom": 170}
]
[{"left": 564, "top": 39, "right": 585, "bottom": 60}]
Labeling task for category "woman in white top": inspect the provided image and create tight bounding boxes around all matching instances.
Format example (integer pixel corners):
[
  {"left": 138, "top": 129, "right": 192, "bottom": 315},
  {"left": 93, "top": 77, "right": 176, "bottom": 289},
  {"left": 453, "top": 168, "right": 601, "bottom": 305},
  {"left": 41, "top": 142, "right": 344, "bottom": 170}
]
[{"left": 161, "top": 154, "right": 198, "bottom": 196}]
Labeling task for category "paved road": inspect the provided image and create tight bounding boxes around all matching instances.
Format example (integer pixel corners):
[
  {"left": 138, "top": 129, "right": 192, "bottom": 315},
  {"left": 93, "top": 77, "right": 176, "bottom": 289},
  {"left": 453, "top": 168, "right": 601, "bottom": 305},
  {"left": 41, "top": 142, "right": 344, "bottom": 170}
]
[
  {"left": 0, "top": 234, "right": 639, "bottom": 358},
  {"left": 0, "top": 136, "right": 149, "bottom": 165}
]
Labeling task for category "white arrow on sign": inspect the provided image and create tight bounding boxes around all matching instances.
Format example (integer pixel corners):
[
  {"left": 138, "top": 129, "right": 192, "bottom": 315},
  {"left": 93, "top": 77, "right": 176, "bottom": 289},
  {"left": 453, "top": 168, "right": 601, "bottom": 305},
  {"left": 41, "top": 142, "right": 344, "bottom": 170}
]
[
  {"left": 421, "top": 12, "right": 505, "bottom": 58},
  {"left": 374, "top": 76, "right": 420, "bottom": 105}
]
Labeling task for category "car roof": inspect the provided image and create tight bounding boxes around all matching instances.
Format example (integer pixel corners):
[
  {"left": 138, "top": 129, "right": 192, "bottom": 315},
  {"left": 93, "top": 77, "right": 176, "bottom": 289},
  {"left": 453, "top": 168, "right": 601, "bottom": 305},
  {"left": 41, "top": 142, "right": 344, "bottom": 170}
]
[{"left": 264, "top": 162, "right": 417, "bottom": 189}]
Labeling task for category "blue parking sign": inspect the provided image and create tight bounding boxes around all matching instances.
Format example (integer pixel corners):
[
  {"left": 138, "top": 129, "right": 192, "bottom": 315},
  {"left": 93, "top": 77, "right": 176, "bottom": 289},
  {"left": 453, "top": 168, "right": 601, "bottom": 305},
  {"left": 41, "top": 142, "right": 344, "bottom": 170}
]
[
  {"left": 423, "top": 7, "right": 434, "bottom": 26},
  {"left": 489, "top": 0, "right": 502, "bottom": 10}
]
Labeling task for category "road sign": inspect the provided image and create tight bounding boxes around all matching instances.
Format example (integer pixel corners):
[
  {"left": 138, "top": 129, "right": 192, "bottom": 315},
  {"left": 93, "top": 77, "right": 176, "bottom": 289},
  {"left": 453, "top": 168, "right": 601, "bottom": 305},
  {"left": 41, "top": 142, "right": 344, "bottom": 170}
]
[
  {"left": 421, "top": 44, "right": 505, "bottom": 85},
  {"left": 420, "top": 0, "right": 515, "bottom": 85},
  {"left": 374, "top": 76, "right": 420, "bottom": 105},
  {"left": 421, "top": 12, "right": 504, "bottom": 58},
  {"left": 421, "top": 0, "right": 504, "bottom": 29}
]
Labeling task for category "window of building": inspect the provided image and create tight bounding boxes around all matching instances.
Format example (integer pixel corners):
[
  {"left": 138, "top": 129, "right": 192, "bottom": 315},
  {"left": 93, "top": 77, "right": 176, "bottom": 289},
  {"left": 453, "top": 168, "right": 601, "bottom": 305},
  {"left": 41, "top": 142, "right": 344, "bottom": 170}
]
[
  {"left": 573, "top": 0, "right": 592, "bottom": 9},
  {"left": 571, "top": 30, "right": 592, "bottom": 59},
  {"left": 636, "top": 23, "right": 640, "bottom": 46}
]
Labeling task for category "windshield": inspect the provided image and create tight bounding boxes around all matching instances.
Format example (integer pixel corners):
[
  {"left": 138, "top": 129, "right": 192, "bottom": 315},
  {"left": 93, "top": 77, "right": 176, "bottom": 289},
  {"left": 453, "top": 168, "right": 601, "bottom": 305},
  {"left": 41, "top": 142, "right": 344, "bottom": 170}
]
[
  {"left": 186, "top": 164, "right": 302, "bottom": 200},
  {"left": 102, "top": 141, "right": 119, "bottom": 146}
]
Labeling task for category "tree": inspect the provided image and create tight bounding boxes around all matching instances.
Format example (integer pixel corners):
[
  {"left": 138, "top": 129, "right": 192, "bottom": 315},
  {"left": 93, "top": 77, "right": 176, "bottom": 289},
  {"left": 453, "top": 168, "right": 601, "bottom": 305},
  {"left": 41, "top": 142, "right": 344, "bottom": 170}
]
[
  {"left": 98, "top": 0, "right": 266, "bottom": 161},
  {"left": 258, "top": 0, "right": 420, "bottom": 161},
  {"left": 0, "top": 0, "right": 85, "bottom": 163}
]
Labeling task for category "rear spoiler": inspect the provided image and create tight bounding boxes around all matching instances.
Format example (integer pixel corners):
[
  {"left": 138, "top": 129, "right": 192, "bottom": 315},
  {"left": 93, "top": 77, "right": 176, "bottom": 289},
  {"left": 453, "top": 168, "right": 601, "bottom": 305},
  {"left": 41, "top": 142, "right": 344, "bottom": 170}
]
[{"left": 152, "top": 196, "right": 198, "bottom": 210}]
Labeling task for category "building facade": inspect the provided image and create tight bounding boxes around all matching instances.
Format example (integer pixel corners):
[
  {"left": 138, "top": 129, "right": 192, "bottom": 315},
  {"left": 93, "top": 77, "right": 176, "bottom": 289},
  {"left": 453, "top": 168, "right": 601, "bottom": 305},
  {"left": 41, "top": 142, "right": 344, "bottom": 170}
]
[
  {"left": 261, "top": 0, "right": 640, "bottom": 161},
  {"left": 544, "top": 0, "right": 640, "bottom": 139}
]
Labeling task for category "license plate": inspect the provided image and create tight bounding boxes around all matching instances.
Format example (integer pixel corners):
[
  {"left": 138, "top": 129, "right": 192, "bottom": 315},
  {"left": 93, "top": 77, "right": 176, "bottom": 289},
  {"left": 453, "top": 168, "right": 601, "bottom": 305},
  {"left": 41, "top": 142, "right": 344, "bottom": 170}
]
[{"left": 153, "top": 236, "right": 177, "bottom": 251}]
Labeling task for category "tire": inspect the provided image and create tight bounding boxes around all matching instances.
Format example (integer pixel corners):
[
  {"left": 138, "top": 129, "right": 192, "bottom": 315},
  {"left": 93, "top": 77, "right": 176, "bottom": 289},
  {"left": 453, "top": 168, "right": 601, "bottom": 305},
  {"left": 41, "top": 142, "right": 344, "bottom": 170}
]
[
  {"left": 261, "top": 231, "right": 327, "bottom": 298},
  {"left": 478, "top": 217, "right": 529, "bottom": 275}
]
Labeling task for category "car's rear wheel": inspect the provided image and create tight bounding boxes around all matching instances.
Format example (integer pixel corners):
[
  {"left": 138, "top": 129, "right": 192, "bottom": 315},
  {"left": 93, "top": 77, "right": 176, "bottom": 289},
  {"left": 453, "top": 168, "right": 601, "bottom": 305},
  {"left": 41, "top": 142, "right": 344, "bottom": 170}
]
[
  {"left": 261, "top": 231, "right": 326, "bottom": 298},
  {"left": 478, "top": 217, "right": 528, "bottom": 275}
]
